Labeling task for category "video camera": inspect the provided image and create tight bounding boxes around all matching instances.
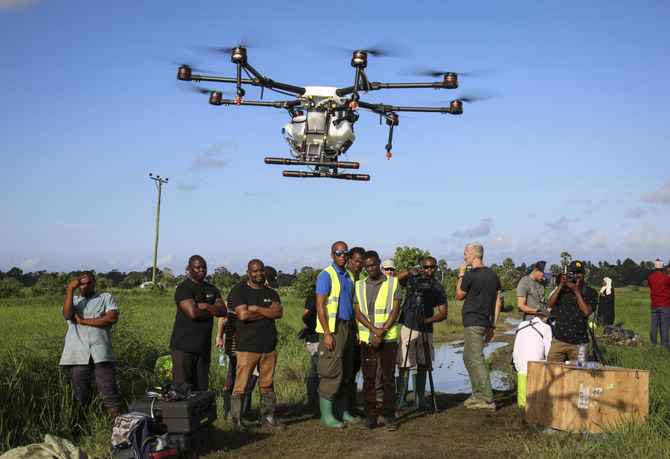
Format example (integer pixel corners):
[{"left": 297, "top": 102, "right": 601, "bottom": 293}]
[
  {"left": 406, "top": 271, "right": 432, "bottom": 293},
  {"left": 564, "top": 266, "right": 579, "bottom": 283}
]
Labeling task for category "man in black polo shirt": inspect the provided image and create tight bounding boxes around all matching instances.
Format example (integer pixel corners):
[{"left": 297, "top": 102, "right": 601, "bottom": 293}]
[
  {"left": 228, "top": 259, "right": 285, "bottom": 432},
  {"left": 546, "top": 260, "right": 598, "bottom": 362},
  {"left": 170, "top": 255, "right": 227, "bottom": 392}
]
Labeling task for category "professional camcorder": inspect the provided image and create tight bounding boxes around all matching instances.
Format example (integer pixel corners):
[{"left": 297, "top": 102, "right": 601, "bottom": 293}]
[
  {"left": 407, "top": 271, "right": 432, "bottom": 292},
  {"left": 564, "top": 266, "right": 579, "bottom": 283}
]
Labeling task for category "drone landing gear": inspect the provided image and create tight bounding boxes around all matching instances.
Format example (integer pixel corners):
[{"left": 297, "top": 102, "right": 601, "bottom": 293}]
[{"left": 265, "top": 157, "right": 370, "bottom": 181}]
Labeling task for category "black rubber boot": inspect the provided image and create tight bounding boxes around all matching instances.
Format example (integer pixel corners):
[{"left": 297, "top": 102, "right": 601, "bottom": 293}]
[
  {"left": 260, "top": 392, "right": 286, "bottom": 431},
  {"left": 223, "top": 391, "right": 231, "bottom": 422},
  {"left": 306, "top": 376, "right": 320, "bottom": 410},
  {"left": 231, "top": 395, "right": 246, "bottom": 433}
]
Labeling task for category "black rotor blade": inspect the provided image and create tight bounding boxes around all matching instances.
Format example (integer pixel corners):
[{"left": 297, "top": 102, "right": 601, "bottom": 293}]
[
  {"left": 197, "top": 30, "right": 284, "bottom": 55},
  {"left": 313, "top": 39, "right": 416, "bottom": 59},
  {"left": 176, "top": 83, "right": 231, "bottom": 96},
  {"left": 443, "top": 90, "right": 501, "bottom": 103},
  {"left": 401, "top": 66, "right": 497, "bottom": 78}
]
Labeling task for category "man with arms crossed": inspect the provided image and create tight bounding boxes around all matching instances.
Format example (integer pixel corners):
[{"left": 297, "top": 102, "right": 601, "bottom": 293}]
[{"left": 228, "top": 259, "right": 286, "bottom": 432}]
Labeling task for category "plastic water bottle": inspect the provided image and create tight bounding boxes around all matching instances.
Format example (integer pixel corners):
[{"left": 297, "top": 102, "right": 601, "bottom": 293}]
[
  {"left": 218, "top": 348, "right": 226, "bottom": 367},
  {"left": 577, "top": 342, "right": 586, "bottom": 365}
]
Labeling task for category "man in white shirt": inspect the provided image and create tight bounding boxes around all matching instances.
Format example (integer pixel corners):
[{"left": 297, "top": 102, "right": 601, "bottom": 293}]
[{"left": 512, "top": 308, "right": 552, "bottom": 407}]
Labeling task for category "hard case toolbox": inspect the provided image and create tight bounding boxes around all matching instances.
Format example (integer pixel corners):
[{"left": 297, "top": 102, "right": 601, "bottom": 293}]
[
  {"left": 168, "top": 423, "right": 213, "bottom": 456},
  {"left": 129, "top": 391, "right": 217, "bottom": 434}
]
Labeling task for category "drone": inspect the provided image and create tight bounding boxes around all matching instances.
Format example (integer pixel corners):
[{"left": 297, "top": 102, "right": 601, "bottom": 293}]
[{"left": 178, "top": 47, "right": 470, "bottom": 181}]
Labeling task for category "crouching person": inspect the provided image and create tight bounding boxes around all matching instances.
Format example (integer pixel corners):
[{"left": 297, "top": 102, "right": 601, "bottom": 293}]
[
  {"left": 512, "top": 309, "right": 552, "bottom": 407},
  {"left": 228, "top": 259, "right": 286, "bottom": 432}
]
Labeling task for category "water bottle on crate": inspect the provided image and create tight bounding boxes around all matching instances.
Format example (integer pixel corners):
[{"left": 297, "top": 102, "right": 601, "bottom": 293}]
[{"left": 577, "top": 342, "right": 586, "bottom": 365}]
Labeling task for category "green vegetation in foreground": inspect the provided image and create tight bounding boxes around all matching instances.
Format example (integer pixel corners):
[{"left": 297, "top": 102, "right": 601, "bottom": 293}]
[{"left": 0, "top": 287, "right": 668, "bottom": 457}]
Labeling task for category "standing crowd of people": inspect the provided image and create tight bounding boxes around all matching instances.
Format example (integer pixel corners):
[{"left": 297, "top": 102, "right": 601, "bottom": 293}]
[{"left": 57, "top": 246, "right": 670, "bottom": 432}]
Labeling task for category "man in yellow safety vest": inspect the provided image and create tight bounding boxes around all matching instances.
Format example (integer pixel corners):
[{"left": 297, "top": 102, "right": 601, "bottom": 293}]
[{"left": 354, "top": 251, "right": 403, "bottom": 431}]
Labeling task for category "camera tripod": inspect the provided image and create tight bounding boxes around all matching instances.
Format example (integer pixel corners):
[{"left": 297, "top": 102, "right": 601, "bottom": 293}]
[{"left": 398, "top": 284, "right": 438, "bottom": 413}]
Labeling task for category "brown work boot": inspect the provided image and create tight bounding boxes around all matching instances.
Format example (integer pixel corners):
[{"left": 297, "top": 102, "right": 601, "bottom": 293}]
[{"left": 107, "top": 406, "right": 121, "bottom": 420}]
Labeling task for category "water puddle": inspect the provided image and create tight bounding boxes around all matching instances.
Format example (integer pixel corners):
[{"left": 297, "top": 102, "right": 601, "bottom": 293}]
[
  {"left": 355, "top": 338, "right": 512, "bottom": 394},
  {"left": 429, "top": 340, "right": 511, "bottom": 393},
  {"left": 505, "top": 316, "right": 521, "bottom": 326}
]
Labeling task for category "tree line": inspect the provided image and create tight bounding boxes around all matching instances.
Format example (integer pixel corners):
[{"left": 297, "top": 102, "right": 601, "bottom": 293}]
[{"left": 1, "top": 248, "right": 667, "bottom": 299}]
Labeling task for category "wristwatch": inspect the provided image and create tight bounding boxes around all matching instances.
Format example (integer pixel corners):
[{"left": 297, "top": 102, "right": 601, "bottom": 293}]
[{"left": 457, "top": 275, "right": 464, "bottom": 279}]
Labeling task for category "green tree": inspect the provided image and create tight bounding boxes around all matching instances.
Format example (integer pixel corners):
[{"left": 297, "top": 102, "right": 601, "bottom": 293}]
[
  {"left": 560, "top": 252, "right": 572, "bottom": 269},
  {"left": 0, "top": 277, "right": 23, "bottom": 298},
  {"left": 437, "top": 259, "right": 448, "bottom": 281},
  {"left": 293, "top": 266, "right": 321, "bottom": 298},
  {"left": 392, "top": 246, "right": 431, "bottom": 272}
]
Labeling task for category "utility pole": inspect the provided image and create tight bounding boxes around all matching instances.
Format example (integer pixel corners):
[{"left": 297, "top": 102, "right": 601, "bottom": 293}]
[{"left": 149, "top": 173, "right": 168, "bottom": 286}]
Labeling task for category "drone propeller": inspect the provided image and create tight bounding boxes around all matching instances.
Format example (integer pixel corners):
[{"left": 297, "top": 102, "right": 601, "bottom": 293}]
[
  {"left": 401, "top": 67, "right": 496, "bottom": 78},
  {"left": 444, "top": 89, "right": 501, "bottom": 103},
  {"left": 175, "top": 83, "right": 231, "bottom": 97},
  {"left": 315, "top": 39, "right": 416, "bottom": 59}
]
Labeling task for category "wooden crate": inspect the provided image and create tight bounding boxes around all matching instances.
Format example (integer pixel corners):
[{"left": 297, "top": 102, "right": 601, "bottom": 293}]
[{"left": 525, "top": 361, "right": 649, "bottom": 433}]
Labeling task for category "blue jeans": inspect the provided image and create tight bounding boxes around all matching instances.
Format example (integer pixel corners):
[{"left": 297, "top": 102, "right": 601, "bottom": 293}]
[{"left": 650, "top": 307, "right": 670, "bottom": 349}]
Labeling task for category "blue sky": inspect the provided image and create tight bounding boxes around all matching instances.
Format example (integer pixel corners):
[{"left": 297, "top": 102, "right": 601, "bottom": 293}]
[{"left": 1, "top": 0, "right": 669, "bottom": 276}]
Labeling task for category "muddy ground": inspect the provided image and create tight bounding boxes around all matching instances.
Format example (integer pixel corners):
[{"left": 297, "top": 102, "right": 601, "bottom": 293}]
[{"left": 202, "top": 313, "right": 535, "bottom": 458}]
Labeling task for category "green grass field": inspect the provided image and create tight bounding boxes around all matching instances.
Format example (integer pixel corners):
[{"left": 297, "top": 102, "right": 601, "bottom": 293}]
[{"left": 0, "top": 286, "right": 668, "bottom": 456}]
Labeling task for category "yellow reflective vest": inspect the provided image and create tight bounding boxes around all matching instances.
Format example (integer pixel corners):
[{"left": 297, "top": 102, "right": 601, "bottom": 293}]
[
  {"left": 315, "top": 265, "right": 353, "bottom": 334},
  {"left": 355, "top": 275, "right": 400, "bottom": 343}
]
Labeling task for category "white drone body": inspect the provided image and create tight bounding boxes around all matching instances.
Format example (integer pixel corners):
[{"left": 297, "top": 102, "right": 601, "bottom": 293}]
[{"left": 282, "top": 86, "right": 355, "bottom": 158}]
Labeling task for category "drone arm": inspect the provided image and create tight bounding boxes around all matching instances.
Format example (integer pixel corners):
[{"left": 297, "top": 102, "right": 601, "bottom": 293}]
[
  {"left": 357, "top": 101, "right": 457, "bottom": 115},
  {"left": 242, "top": 62, "right": 306, "bottom": 95},
  {"left": 213, "top": 99, "right": 301, "bottom": 109},
  {"left": 336, "top": 81, "right": 450, "bottom": 96}
]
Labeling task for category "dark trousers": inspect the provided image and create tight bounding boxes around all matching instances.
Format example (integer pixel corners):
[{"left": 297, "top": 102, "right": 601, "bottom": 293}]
[
  {"left": 650, "top": 307, "right": 670, "bottom": 348},
  {"left": 68, "top": 358, "right": 120, "bottom": 408},
  {"left": 171, "top": 349, "right": 210, "bottom": 391},
  {"left": 361, "top": 341, "right": 397, "bottom": 417}
]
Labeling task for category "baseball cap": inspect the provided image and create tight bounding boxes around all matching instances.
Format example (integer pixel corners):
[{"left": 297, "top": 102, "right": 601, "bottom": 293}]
[
  {"left": 531, "top": 261, "right": 552, "bottom": 280},
  {"left": 654, "top": 260, "right": 665, "bottom": 269},
  {"left": 568, "top": 260, "right": 585, "bottom": 273},
  {"left": 264, "top": 266, "right": 279, "bottom": 288},
  {"left": 535, "top": 307, "right": 551, "bottom": 318},
  {"left": 381, "top": 259, "right": 396, "bottom": 270}
]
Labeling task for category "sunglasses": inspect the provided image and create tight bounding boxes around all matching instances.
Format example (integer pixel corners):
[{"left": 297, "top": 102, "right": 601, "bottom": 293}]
[
  {"left": 332, "top": 250, "right": 350, "bottom": 256},
  {"left": 383, "top": 267, "right": 396, "bottom": 272},
  {"left": 422, "top": 265, "right": 437, "bottom": 269}
]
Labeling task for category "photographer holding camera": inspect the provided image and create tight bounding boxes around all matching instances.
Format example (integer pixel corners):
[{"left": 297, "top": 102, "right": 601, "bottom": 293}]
[
  {"left": 395, "top": 256, "right": 447, "bottom": 412},
  {"left": 546, "top": 260, "right": 598, "bottom": 362}
]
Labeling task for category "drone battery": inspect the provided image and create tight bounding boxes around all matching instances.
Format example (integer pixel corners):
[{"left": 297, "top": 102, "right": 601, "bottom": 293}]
[
  {"left": 129, "top": 391, "right": 217, "bottom": 434},
  {"left": 168, "top": 423, "right": 213, "bottom": 457}
]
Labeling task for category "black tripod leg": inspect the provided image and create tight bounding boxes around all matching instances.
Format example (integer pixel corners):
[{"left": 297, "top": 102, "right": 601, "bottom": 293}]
[{"left": 588, "top": 327, "right": 606, "bottom": 365}]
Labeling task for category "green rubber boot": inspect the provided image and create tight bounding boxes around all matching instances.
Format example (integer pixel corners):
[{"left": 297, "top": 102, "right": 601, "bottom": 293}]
[
  {"left": 517, "top": 373, "right": 527, "bottom": 407},
  {"left": 396, "top": 376, "right": 410, "bottom": 411},
  {"left": 223, "top": 391, "right": 232, "bottom": 422},
  {"left": 319, "top": 397, "right": 344, "bottom": 428},
  {"left": 242, "top": 393, "right": 259, "bottom": 426},
  {"left": 413, "top": 373, "right": 431, "bottom": 409},
  {"left": 335, "top": 395, "right": 360, "bottom": 424}
]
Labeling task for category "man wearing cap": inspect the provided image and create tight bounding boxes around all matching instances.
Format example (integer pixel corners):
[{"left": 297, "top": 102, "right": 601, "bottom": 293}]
[
  {"left": 517, "top": 261, "right": 552, "bottom": 321},
  {"left": 228, "top": 259, "right": 286, "bottom": 432},
  {"left": 315, "top": 241, "right": 359, "bottom": 427},
  {"left": 546, "top": 260, "right": 598, "bottom": 362},
  {"left": 512, "top": 308, "right": 552, "bottom": 407},
  {"left": 381, "top": 259, "right": 396, "bottom": 277},
  {"left": 648, "top": 260, "right": 670, "bottom": 349}
]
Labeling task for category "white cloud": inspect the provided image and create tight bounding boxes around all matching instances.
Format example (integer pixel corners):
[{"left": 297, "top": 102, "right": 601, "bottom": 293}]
[
  {"left": 158, "top": 254, "right": 174, "bottom": 265},
  {"left": 584, "top": 233, "right": 605, "bottom": 248},
  {"left": 453, "top": 218, "right": 493, "bottom": 238},
  {"left": 178, "top": 183, "right": 198, "bottom": 191},
  {"left": 641, "top": 181, "right": 670, "bottom": 204},
  {"left": 0, "top": 0, "right": 41, "bottom": 11},
  {"left": 19, "top": 258, "right": 40, "bottom": 270},
  {"left": 624, "top": 207, "right": 644, "bottom": 219},
  {"left": 547, "top": 216, "right": 576, "bottom": 233},
  {"left": 485, "top": 233, "right": 510, "bottom": 249},
  {"left": 625, "top": 223, "right": 657, "bottom": 250}
]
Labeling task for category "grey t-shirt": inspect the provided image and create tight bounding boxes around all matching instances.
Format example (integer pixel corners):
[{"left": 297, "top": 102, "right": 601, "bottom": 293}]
[{"left": 516, "top": 275, "right": 547, "bottom": 320}]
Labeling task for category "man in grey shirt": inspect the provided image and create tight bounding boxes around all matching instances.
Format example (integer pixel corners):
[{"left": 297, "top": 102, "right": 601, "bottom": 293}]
[{"left": 517, "top": 261, "right": 552, "bottom": 321}]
